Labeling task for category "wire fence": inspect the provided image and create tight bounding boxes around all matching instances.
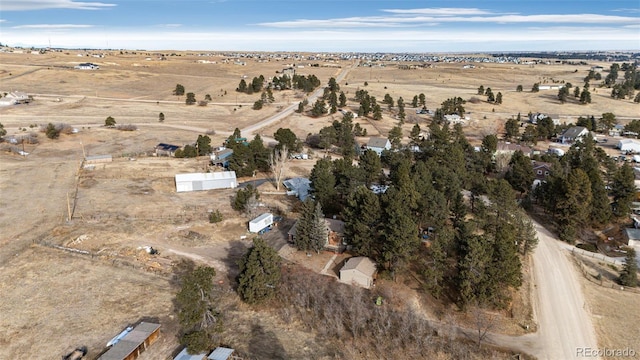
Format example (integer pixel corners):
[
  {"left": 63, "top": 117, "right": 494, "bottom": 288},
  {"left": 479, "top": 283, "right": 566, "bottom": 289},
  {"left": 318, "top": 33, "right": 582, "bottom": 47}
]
[{"left": 571, "top": 252, "right": 640, "bottom": 294}]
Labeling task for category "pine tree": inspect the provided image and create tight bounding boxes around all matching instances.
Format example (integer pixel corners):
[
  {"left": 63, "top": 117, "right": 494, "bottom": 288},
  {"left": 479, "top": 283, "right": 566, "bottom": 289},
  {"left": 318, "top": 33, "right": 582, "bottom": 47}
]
[
  {"left": 504, "top": 150, "right": 535, "bottom": 194},
  {"left": 237, "top": 237, "right": 282, "bottom": 303},
  {"left": 176, "top": 266, "right": 223, "bottom": 353},
  {"left": 343, "top": 186, "right": 382, "bottom": 257},
  {"left": 619, "top": 248, "right": 638, "bottom": 287},
  {"left": 309, "top": 201, "right": 329, "bottom": 253},
  {"left": 158, "top": 112, "right": 165, "bottom": 122},
  {"left": 381, "top": 187, "right": 420, "bottom": 276},
  {"left": 293, "top": 198, "right": 315, "bottom": 251},
  {"left": 611, "top": 164, "right": 636, "bottom": 218}
]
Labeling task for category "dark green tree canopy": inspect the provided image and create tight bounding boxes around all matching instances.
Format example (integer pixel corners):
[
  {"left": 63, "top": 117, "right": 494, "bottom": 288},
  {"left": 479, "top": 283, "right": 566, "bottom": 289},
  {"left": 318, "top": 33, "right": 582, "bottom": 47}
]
[{"left": 237, "top": 237, "right": 282, "bottom": 303}]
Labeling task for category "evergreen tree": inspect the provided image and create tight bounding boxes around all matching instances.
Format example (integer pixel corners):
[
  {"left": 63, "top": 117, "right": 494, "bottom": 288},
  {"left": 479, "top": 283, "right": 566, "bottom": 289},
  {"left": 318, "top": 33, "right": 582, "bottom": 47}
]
[
  {"left": 504, "top": 150, "right": 535, "bottom": 194},
  {"left": 580, "top": 87, "right": 592, "bottom": 104},
  {"left": 343, "top": 186, "right": 382, "bottom": 257},
  {"left": 372, "top": 104, "right": 383, "bottom": 120},
  {"left": 293, "top": 198, "right": 315, "bottom": 251},
  {"left": 174, "top": 84, "right": 185, "bottom": 96},
  {"left": 477, "top": 85, "right": 485, "bottom": 95},
  {"left": 104, "top": 116, "right": 116, "bottom": 127},
  {"left": 339, "top": 91, "right": 347, "bottom": 107},
  {"left": 411, "top": 95, "right": 419, "bottom": 107},
  {"left": 310, "top": 157, "right": 338, "bottom": 214},
  {"left": 388, "top": 126, "right": 403, "bottom": 149},
  {"left": 158, "top": 112, "right": 165, "bottom": 122},
  {"left": 185, "top": 92, "right": 196, "bottom": 105},
  {"left": 381, "top": 186, "right": 420, "bottom": 276},
  {"left": 611, "top": 164, "right": 636, "bottom": 218},
  {"left": 495, "top": 92, "right": 503, "bottom": 104},
  {"left": 196, "top": 135, "right": 212, "bottom": 156},
  {"left": 236, "top": 79, "right": 247, "bottom": 92},
  {"left": 397, "top": 96, "right": 406, "bottom": 122},
  {"left": 556, "top": 169, "right": 592, "bottom": 243},
  {"left": 619, "top": 248, "right": 638, "bottom": 287},
  {"left": 531, "top": 83, "right": 540, "bottom": 92},
  {"left": 176, "top": 266, "right": 223, "bottom": 353},
  {"left": 504, "top": 118, "right": 519, "bottom": 140},
  {"left": 311, "top": 99, "right": 327, "bottom": 117},
  {"left": 516, "top": 85, "right": 523, "bottom": 92},
  {"left": 309, "top": 201, "right": 329, "bottom": 253},
  {"left": 237, "top": 237, "right": 282, "bottom": 303},
  {"left": 419, "top": 93, "right": 426, "bottom": 106}
]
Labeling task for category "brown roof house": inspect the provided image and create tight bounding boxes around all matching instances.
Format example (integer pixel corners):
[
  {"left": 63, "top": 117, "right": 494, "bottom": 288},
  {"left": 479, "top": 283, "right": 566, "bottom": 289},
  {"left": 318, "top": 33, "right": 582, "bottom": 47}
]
[
  {"left": 532, "top": 161, "right": 553, "bottom": 188},
  {"left": 339, "top": 257, "right": 377, "bottom": 288},
  {"left": 288, "top": 218, "right": 346, "bottom": 253}
]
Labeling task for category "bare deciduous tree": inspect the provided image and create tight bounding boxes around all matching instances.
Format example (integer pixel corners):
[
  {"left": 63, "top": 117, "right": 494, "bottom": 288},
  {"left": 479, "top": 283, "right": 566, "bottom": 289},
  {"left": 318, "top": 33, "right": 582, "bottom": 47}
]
[
  {"left": 270, "top": 145, "right": 289, "bottom": 190},
  {"left": 472, "top": 304, "right": 497, "bottom": 349}
]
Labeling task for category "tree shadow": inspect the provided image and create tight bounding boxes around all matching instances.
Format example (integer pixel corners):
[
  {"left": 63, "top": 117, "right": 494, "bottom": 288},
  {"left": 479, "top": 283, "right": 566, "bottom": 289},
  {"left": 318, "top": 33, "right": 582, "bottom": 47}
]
[
  {"left": 223, "top": 240, "right": 249, "bottom": 286},
  {"left": 248, "top": 322, "right": 287, "bottom": 359}
]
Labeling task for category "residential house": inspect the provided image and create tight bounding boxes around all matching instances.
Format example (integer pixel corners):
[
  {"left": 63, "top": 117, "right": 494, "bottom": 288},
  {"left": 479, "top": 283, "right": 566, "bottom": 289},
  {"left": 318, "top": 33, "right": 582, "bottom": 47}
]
[
  {"left": 155, "top": 143, "right": 181, "bottom": 157},
  {"left": 283, "top": 177, "right": 311, "bottom": 201},
  {"left": 339, "top": 256, "right": 377, "bottom": 288},
  {"left": 288, "top": 218, "right": 346, "bottom": 253},
  {"left": 529, "top": 112, "right": 560, "bottom": 125},
  {"left": 0, "top": 91, "right": 32, "bottom": 106},
  {"left": 532, "top": 160, "right": 553, "bottom": 188},
  {"left": 366, "top": 137, "right": 391, "bottom": 156},
  {"left": 210, "top": 148, "right": 234, "bottom": 167},
  {"left": 495, "top": 142, "right": 532, "bottom": 158},
  {"left": 609, "top": 124, "right": 625, "bottom": 137},
  {"left": 559, "top": 126, "right": 589, "bottom": 144}
]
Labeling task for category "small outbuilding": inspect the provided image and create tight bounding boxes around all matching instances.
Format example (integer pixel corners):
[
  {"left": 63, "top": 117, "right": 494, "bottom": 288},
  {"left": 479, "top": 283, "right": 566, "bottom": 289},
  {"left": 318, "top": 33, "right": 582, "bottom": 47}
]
[
  {"left": 283, "top": 177, "right": 311, "bottom": 201},
  {"left": 98, "top": 322, "right": 161, "bottom": 360},
  {"left": 208, "top": 347, "right": 236, "bottom": 360},
  {"left": 174, "top": 348, "right": 208, "bottom": 360},
  {"left": 175, "top": 171, "right": 237, "bottom": 192},
  {"left": 85, "top": 154, "right": 113, "bottom": 164},
  {"left": 617, "top": 139, "right": 640, "bottom": 154},
  {"left": 624, "top": 228, "right": 640, "bottom": 247},
  {"left": 339, "top": 257, "right": 377, "bottom": 288},
  {"left": 156, "top": 143, "right": 181, "bottom": 157}
]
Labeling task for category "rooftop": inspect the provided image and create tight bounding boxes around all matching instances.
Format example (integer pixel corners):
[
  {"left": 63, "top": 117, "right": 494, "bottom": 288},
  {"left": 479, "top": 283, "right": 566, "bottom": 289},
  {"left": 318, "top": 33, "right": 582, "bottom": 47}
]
[
  {"left": 99, "top": 322, "right": 161, "bottom": 360},
  {"left": 341, "top": 256, "right": 377, "bottom": 277}
]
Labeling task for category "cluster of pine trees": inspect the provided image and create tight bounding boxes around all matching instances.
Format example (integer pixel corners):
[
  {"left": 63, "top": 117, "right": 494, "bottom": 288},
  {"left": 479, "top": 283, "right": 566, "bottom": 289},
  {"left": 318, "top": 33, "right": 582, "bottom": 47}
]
[{"left": 306, "top": 119, "right": 537, "bottom": 308}]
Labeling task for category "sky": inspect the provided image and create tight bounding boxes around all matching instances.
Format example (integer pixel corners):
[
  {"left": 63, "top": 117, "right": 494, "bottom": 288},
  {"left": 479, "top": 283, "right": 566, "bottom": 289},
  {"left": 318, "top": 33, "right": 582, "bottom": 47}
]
[{"left": 0, "top": 0, "right": 639, "bottom": 52}]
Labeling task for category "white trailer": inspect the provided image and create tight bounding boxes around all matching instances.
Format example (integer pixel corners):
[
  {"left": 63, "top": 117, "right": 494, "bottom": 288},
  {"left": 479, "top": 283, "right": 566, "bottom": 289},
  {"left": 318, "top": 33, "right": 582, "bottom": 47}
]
[{"left": 249, "top": 213, "right": 273, "bottom": 233}]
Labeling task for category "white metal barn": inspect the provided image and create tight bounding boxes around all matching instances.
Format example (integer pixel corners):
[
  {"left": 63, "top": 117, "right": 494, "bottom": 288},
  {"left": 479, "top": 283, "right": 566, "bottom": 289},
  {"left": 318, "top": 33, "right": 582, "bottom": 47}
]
[
  {"left": 617, "top": 139, "right": 640, "bottom": 154},
  {"left": 175, "top": 171, "right": 237, "bottom": 192}
]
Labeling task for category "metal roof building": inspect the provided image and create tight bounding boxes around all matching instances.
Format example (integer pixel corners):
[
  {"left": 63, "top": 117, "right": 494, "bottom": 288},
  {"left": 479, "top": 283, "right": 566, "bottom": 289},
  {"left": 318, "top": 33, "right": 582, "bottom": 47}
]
[
  {"left": 208, "top": 347, "right": 236, "bottom": 360},
  {"left": 98, "top": 322, "right": 161, "bottom": 360},
  {"left": 174, "top": 348, "right": 208, "bottom": 360},
  {"left": 175, "top": 171, "right": 237, "bottom": 192}
]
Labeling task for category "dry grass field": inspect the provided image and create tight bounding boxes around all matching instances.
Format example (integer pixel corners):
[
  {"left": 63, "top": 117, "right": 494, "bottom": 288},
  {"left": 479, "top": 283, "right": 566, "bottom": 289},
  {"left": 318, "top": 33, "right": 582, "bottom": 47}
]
[{"left": 1, "top": 49, "right": 639, "bottom": 358}]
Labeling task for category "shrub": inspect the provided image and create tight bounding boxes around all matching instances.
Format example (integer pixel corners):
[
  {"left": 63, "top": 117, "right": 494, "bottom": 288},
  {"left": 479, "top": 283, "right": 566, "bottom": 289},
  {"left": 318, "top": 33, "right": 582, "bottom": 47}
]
[
  {"left": 208, "top": 210, "right": 223, "bottom": 223},
  {"left": 116, "top": 124, "right": 138, "bottom": 131}
]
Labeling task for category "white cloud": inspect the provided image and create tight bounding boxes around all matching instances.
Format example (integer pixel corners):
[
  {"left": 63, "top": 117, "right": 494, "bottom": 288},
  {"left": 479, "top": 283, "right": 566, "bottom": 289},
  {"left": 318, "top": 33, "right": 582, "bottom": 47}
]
[
  {"left": 258, "top": 12, "right": 639, "bottom": 29},
  {"left": 159, "top": 24, "right": 182, "bottom": 28},
  {"left": 3, "top": 26, "right": 638, "bottom": 52},
  {"left": 12, "top": 24, "right": 94, "bottom": 28},
  {"left": 1, "top": 0, "right": 116, "bottom": 11},
  {"left": 382, "top": 8, "right": 494, "bottom": 16}
]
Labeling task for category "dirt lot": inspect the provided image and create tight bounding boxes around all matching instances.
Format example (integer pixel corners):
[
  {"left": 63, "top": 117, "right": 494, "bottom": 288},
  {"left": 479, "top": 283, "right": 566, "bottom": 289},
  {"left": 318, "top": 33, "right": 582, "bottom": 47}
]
[
  {"left": 572, "top": 254, "right": 640, "bottom": 359},
  {"left": 1, "top": 50, "right": 639, "bottom": 358}
]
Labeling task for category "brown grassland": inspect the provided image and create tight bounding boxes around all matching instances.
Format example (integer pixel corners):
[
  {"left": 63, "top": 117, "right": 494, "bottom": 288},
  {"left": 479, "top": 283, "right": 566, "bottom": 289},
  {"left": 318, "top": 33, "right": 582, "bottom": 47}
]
[{"left": 0, "top": 49, "right": 639, "bottom": 358}]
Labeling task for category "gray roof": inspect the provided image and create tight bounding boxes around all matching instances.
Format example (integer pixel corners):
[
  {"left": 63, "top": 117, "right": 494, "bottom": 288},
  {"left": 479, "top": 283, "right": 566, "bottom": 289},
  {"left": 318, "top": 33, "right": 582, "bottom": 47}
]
[
  {"left": 85, "top": 154, "right": 112, "bottom": 161},
  {"left": 561, "top": 126, "right": 588, "bottom": 140},
  {"left": 174, "top": 348, "right": 207, "bottom": 360},
  {"left": 341, "top": 256, "right": 377, "bottom": 277},
  {"left": 208, "top": 347, "right": 235, "bottom": 360},
  {"left": 99, "top": 322, "right": 160, "bottom": 360},
  {"left": 367, "top": 137, "right": 390, "bottom": 149},
  {"left": 625, "top": 228, "right": 640, "bottom": 241}
]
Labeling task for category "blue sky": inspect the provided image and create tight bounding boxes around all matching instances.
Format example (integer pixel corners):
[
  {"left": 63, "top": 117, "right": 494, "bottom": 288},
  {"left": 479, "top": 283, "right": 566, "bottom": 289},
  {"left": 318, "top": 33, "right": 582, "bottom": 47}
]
[{"left": 0, "top": 0, "right": 638, "bottom": 52}]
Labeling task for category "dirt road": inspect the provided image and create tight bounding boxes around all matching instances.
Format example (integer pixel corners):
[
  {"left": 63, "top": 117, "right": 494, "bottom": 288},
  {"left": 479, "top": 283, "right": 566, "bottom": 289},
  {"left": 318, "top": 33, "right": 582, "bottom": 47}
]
[{"left": 528, "top": 220, "right": 600, "bottom": 359}]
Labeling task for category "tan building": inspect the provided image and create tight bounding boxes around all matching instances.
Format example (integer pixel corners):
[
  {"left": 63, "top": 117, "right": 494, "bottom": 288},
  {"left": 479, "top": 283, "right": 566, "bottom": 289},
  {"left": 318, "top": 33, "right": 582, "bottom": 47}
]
[{"left": 339, "top": 257, "right": 377, "bottom": 288}]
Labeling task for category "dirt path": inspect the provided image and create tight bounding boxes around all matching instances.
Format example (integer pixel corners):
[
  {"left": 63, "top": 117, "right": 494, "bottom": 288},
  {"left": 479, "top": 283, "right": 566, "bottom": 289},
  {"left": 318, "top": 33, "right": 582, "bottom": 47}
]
[{"left": 529, "top": 220, "right": 601, "bottom": 359}]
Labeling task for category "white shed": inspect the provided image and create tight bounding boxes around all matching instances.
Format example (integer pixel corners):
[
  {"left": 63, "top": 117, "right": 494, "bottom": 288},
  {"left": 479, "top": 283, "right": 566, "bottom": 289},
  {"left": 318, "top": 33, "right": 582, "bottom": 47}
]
[
  {"left": 175, "top": 171, "right": 237, "bottom": 192},
  {"left": 339, "top": 257, "right": 377, "bottom": 288},
  {"left": 617, "top": 139, "right": 640, "bottom": 154},
  {"left": 174, "top": 348, "right": 208, "bottom": 360}
]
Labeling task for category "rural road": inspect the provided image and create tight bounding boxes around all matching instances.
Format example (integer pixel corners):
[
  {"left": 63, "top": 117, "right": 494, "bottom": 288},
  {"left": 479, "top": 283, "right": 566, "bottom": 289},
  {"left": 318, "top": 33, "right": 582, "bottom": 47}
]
[
  {"left": 509, "top": 220, "right": 600, "bottom": 359},
  {"left": 241, "top": 63, "right": 354, "bottom": 137}
]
